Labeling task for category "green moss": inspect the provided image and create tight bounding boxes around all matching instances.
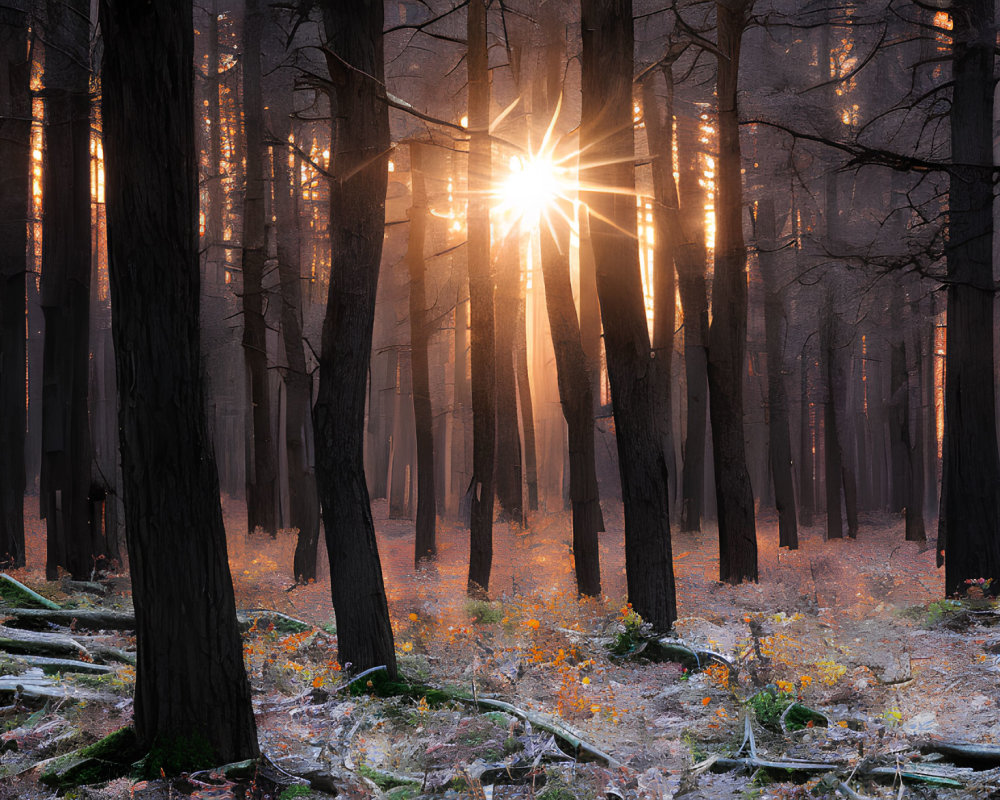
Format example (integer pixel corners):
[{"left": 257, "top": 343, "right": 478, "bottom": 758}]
[
  {"left": 356, "top": 762, "right": 419, "bottom": 791},
  {"left": 464, "top": 599, "right": 503, "bottom": 625},
  {"left": 783, "top": 703, "right": 827, "bottom": 732},
  {"left": 747, "top": 689, "right": 796, "bottom": 729},
  {"left": 349, "top": 669, "right": 469, "bottom": 706},
  {"left": 139, "top": 730, "right": 217, "bottom": 779},
  {"left": 0, "top": 575, "right": 60, "bottom": 609},
  {"left": 537, "top": 769, "right": 581, "bottom": 800},
  {"left": 279, "top": 785, "right": 314, "bottom": 800},
  {"left": 40, "top": 726, "right": 141, "bottom": 789}
]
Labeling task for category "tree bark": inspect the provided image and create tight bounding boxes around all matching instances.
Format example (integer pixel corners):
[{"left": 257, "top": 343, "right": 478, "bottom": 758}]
[
  {"left": 99, "top": 0, "right": 259, "bottom": 764},
  {"left": 0, "top": 1, "right": 29, "bottom": 568},
  {"left": 581, "top": 0, "right": 676, "bottom": 630},
  {"left": 514, "top": 267, "right": 539, "bottom": 512},
  {"left": 798, "top": 340, "right": 814, "bottom": 528},
  {"left": 466, "top": 0, "right": 495, "bottom": 596},
  {"left": 408, "top": 143, "right": 437, "bottom": 562},
  {"left": 241, "top": 0, "right": 278, "bottom": 534},
  {"left": 495, "top": 230, "right": 524, "bottom": 526},
  {"left": 271, "top": 100, "right": 321, "bottom": 583},
  {"left": 940, "top": 0, "right": 1000, "bottom": 595},
  {"left": 639, "top": 65, "right": 680, "bottom": 522},
  {"left": 675, "top": 111, "right": 710, "bottom": 533},
  {"left": 314, "top": 0, "right": 398, "bottom": 675},
  {"left": 40, "top": 0, "right": 100, "bottom": 580},
  {"left": 756, "top": 196, "right": 798, "bottom": 549},
  {"left": 903, "top": 286, "right": 926, "bottom": 542},
  {"left": 708, "top": 0, "right": 757, "bottom": 583}
]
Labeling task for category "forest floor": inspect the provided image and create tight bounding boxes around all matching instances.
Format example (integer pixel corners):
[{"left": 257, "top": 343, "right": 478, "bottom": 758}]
[{"left": 1, "top": 498, "right": 999, "bottom": 800}]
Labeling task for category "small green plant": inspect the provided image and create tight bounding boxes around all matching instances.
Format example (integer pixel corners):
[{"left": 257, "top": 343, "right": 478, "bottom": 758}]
[
  {"left": 608, "top": 604, "right": 652, "bottom": 656},
  {"left": 464, "top": 598, "right": 504, "bottom": 624},
  {"left": 279, "top": 785, "right": 313, "bottom": 800},
  {"left": 924, "top": 599, "right": 963, "bottom": 626},
  {"left": 357, "top": 763, "right": 419, "bottom": 792},
  {"left": 747, "top": 688, "right": 795, "bottom": 729},
  {"left": 681, "top": 731, "right": 708, "bottom": 762}
]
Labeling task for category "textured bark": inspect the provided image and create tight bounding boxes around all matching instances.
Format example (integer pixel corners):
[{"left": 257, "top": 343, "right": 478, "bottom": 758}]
[
  {"left": 241, "top": 0, "right": 278, "bottom": 534},
  {"left": 581, "top": 0, "right": 675, "bottom": 630},
  {"left": 798, "top": 341, "right": 814, "bottom": 527},
  {"left": 577, "top": 212, "right": 602, "bottom": 408},
  {"left": 0, "top": 1, "right": 29, "bottom": 568},
  {"left": 675, "top": 113, "right": 709, "bottom": 533},
  {"left": 902, "top": 290, "right": 926, "bottom": 542},
  {"left": 887, "top": 289, "right": 908, "bottom": 515},
  {"left": 100, "top": 0, "right": 259, "bottom": 763},
  {"left": 514, "top": 277, "right": 539, "bottom": 512},
  {"left": 466, "top": 0, "right": 495, "bottom": 596},
  {"left": 271, "top": 104, "right": 320, "bottom": 582},
  {"left": 314, "top": 0, "right": 397, "bottom": 674},
  {"left": 40, "top": 0, "right": 100, "bottom": 580},
  {"left": 495, "top": 231, "right": 524, "bottom": 526},
  {"left": 408, "top": 143, "right": 437, "bottom": 563},
  {"left": 939, "top": 0, "right": 1000, "bottom": 595},
  {"left": 639, "top": 65, "right": 679, "bottom": 519},
  {"left": 539, "top": 202, "right": 603, "bottom": 597},
  {"left": 756, "top": 197, "right": 797, "bottom": 549},
  {"left": 708, "top": 0, "right": 757, "bottom": 583}
]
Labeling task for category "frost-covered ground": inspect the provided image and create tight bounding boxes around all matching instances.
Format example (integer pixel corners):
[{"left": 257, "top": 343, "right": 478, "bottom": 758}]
[{"left": 2, "top": 498, "right": 999, "bottom": 799}]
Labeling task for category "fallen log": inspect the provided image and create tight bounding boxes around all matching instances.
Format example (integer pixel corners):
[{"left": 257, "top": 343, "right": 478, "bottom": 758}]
[
  {"left": 708, "top": 756, "right": 840, "bottom": 775},
  {"left": 0, "top": 673, "right": 112, "bottom": 704},
  {"left": 0, "top": 574, "right": 62, "bottom": 610},
  {"left": 17, "top": 655, "right": 114, "bottom": 676},
  {"left": 89, "top": 644, "right": 136, "bottom": 666},
  {"left": 61, "top": 579, "right": 107, "bottom": 597},
  {"left": 0, "top": 625, "right": 93, "bottom": 660},
  {"left": 1, "top": 608, "right": 135, "bottom": 631},
  {"left": 917, "top": 738, "right": 1000, "bottom": 767},
  {"left": 466, "top": 696, "right": 622, "bottom": 768}
]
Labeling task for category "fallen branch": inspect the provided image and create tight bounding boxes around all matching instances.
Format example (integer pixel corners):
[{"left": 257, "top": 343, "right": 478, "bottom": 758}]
[
  {"left": 709, "top": 755, "right": 842, "bottom": 774},
  {"left": 237, "top": 609, "right": 335, "bottom": 641},
  {"left": 1, "top": 608, "right": 135, "bottom": 631},
  {"left": 0, "top": 625, "right": 93, "bottom": 660},
  {"left": 16, "top": 655, "right": 114, "bottom": 676},
  {"left": 464, "top": 696, "right": 622, "bottom": 767},
  {"left": 917, "top": 738, "right": 1000, "bottom": 766},
  {"left": 0, "top": 574, "right": 62, "bottom": 610}
]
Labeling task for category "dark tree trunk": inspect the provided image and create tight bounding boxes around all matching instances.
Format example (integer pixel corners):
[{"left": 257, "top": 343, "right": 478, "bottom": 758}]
[
  {"left": 581, "top": 0, "right": 676, "bottom": 630},
  {"left": 798, "top": 339, "right": 815, "bottom": 527},
  {"left": 940, "top": 0, "right": 1000, "bottom": 595},
  {"left": 40, "top": 0, "right": 100, "bottom": 580},
  {"left": 903, "top": 288, "right": 926, "bottom": 542},
  {"left": 271, "top": 105, "right": 321, "bottom": 583},
  {"left": 0, "top": 1, "right": 29, "bottom": 568},
  {"left": 539, "top": 199, "right": 603, "bottom": 597},
  {"left": 821, "top": 303, "right": 845, "bottom": 539},
  {"left": 515, "top": 272, "right": 539, "bottom": 512},
  {"left": 241, "top": 0, "right": 277, "bottom": 534},
  {"left": 888, "top": 288, "right": 908, "bottom": 515},
  {"left": 495, "top": 230, "right": 524, "bottom": 526},
  {"left": 577, "top": 211, "right": 602, "bottom": 408},
  {"left": 314, "top": 0, "right": 397, "bottom": 675},
  {"left": 756, "top": 197, "right": 798, "bottom": 549},
  {"left": 100, "top": 0, "right": 259, "bottom": 764},
  {"left": 639, "top": 63, "right": 680, "bottom": 520},
  {"left": 466, "top": 0, "right": 495, "bottom": 596},
  {"left": 708, "top": 0, "right": 757, "bottom": 583},
  {"left": 675, "top": 112, "right": 709, "bottom": 533},
  {"left": 408, "top": 143, "right": 437, "bottom": 563}
]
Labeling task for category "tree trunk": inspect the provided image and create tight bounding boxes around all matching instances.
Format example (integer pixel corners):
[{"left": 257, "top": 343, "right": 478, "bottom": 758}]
[
  {"left": 40, "top": 0, "right": 100, "bottom": 580},
  {"left": 466, "top": 0, "right": 495, "bottom": 596},
  {"left": 271, "top": 103, "right": 321, "bottom": 583},
  {"left": 539, "top": 198, "right": 603, "bottom": 597},
  {"left": 99, "top": 0, "right": 259, "bottom": 765},
  {"left": 756, "top": 196, "right": 798, "bottom": 549},
  {"left": 581, "top": 0, "right": 675, "bottom": 630},
  {"left": 708, "top": 0, "right": 757, "bottom": 583},
  {"left": 821, "top": 302, "right": 846, "bottom": 540},
  {"left": 408, "top": 143, "right": 437, "bottom": 562},
  {"left": 675, "top": 112, "right": 709, "bottom": 533},
  {"left": 314, "top": 0, "right": 397, "bottom": 675},
  {"left": 888, "top": 287, "right": 908, "bottom": 515},
  {"left": 241, "top": 0, "right": 277, "bottom": 534},
  {"left": 0, "top": 1, "right": 29, "bottom": 568},
  {"left": 940, "top": 0, "right": 1000, "bottom": 595},
  {"left": 903, "top": 286, "right": 926, "bottom": 542},
  {"left": 515, "top": 267, "right": 539, "bottom": 512},
  {"left": 495, "top": 230, "right": 524, "bottom": 526},
  {"left": 639, "top": 64, "right": 680, "bottom": 521}
]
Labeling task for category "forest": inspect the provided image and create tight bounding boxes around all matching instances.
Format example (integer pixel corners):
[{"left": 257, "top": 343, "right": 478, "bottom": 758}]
[{"left": 1, "top": 0, "right": 999, "bottom": 798}]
